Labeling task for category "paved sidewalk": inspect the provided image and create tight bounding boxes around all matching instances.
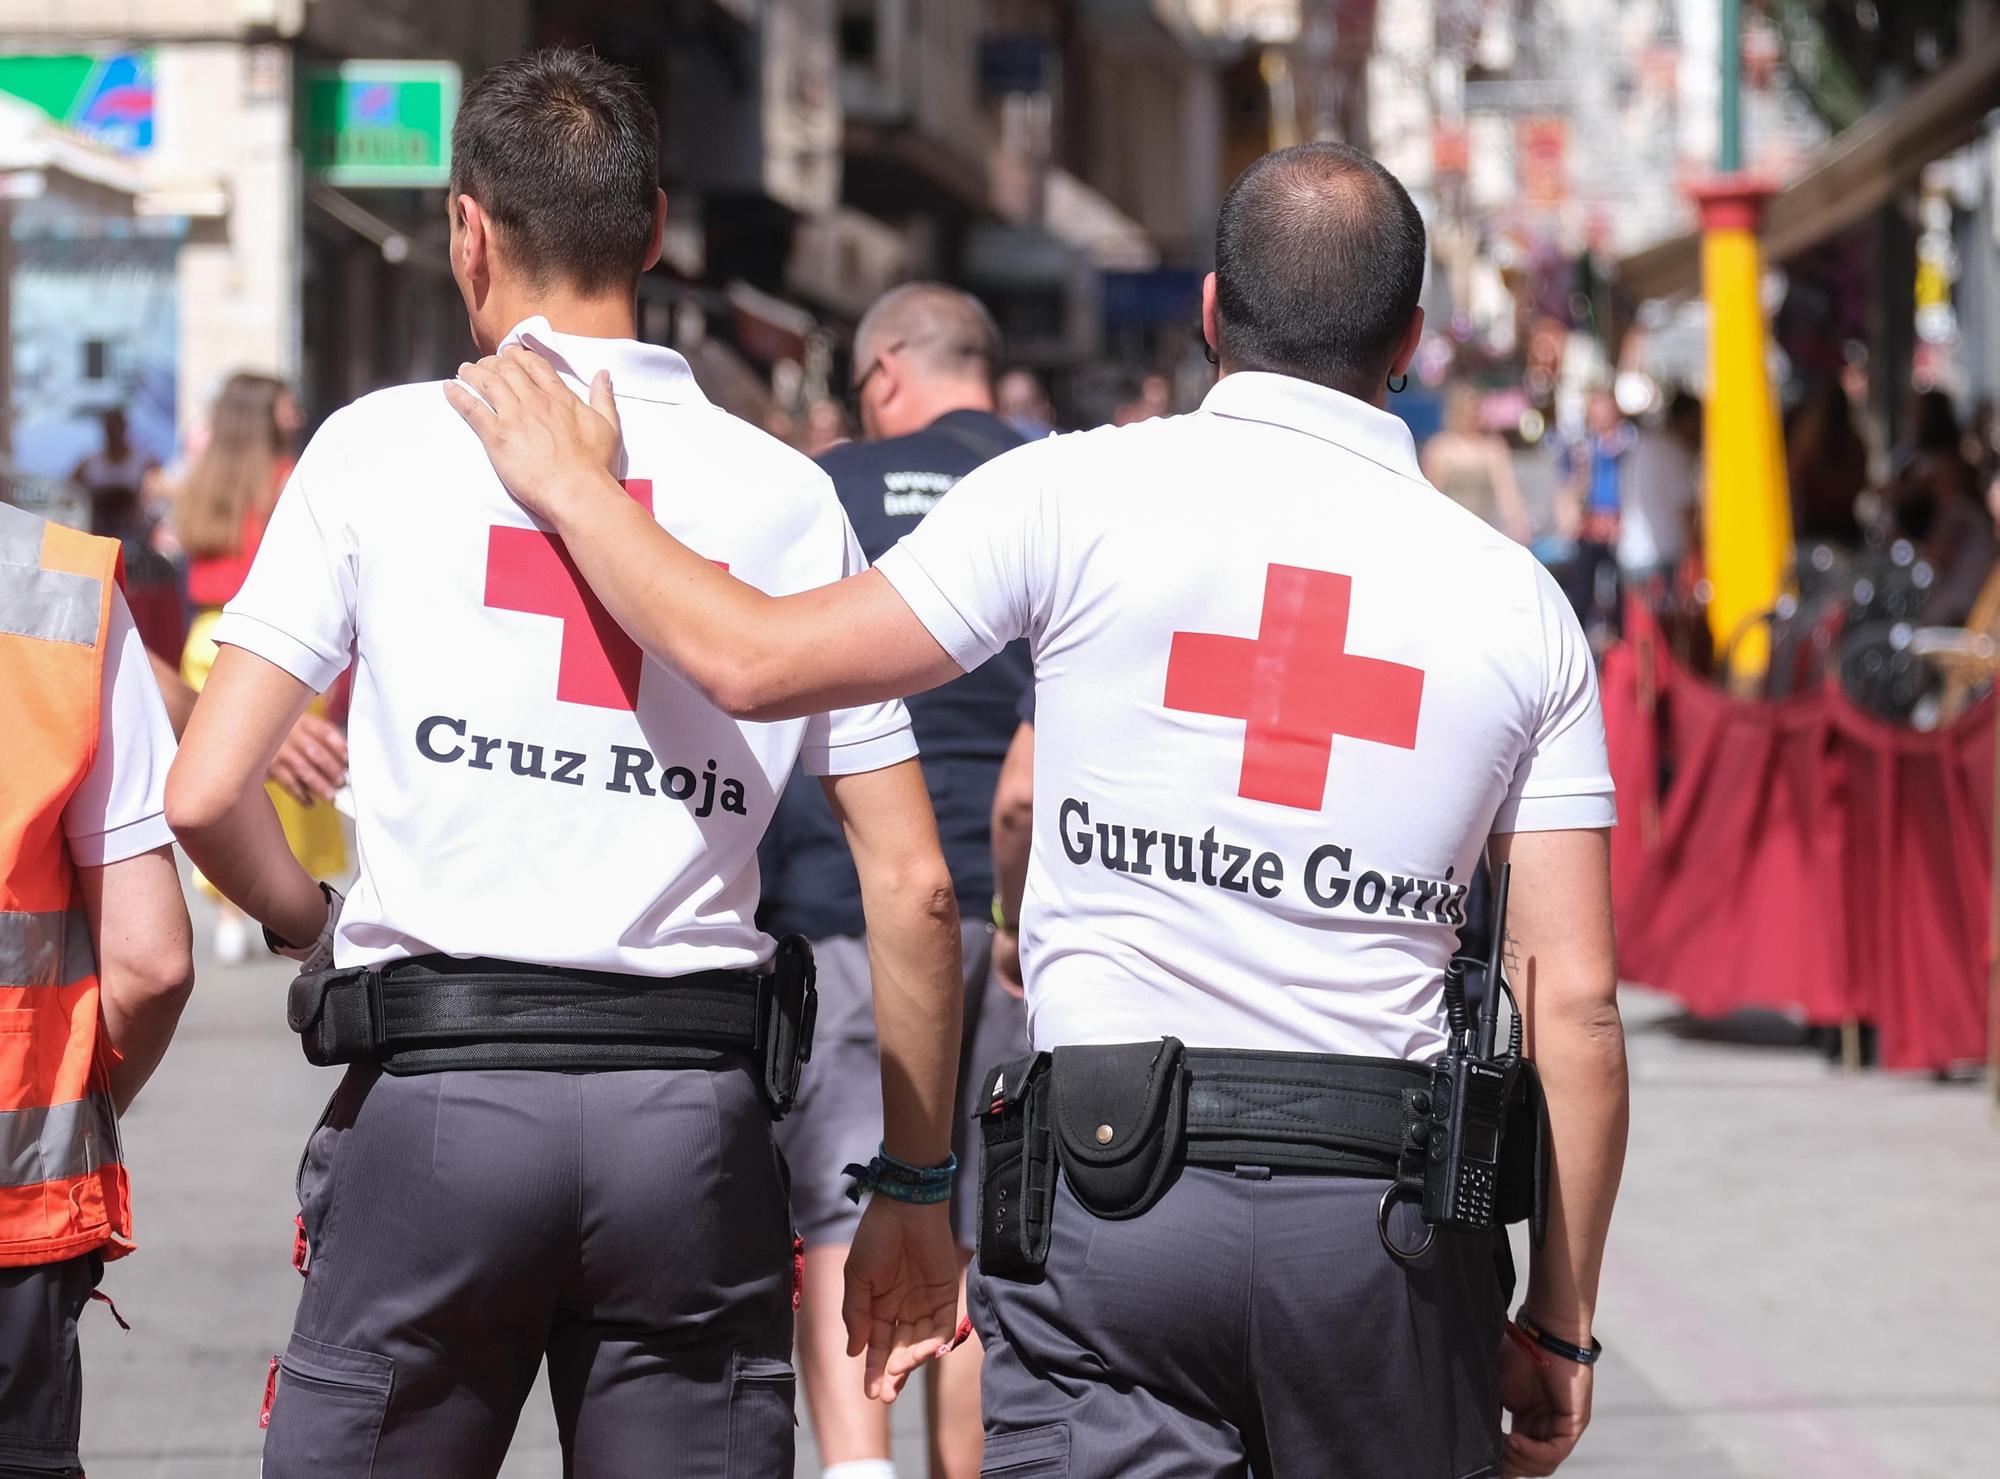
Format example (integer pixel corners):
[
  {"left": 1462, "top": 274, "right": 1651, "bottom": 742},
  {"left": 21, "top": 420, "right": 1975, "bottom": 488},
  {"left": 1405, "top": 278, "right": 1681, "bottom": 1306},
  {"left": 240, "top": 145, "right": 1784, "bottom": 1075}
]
[{"left": 77, "top": 925, "right": 1998, "bottom": 1476}]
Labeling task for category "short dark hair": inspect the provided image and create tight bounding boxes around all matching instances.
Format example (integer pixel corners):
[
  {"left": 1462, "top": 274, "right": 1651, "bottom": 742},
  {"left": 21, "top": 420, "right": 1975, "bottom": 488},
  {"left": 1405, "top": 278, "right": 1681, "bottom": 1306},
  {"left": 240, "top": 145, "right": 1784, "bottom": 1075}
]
[
  {"left": 1212, "top": 143, "right": 1427, "bottom": 398},
  {"left": 450, "top": 48, "right": 659, "bottom": 293}
]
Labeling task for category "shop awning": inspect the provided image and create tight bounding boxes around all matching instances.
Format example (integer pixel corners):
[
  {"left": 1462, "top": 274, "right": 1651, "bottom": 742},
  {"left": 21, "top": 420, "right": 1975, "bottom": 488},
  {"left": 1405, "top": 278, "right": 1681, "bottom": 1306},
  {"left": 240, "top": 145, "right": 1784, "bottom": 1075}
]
[{"left": 1618, "top": 28, "right": 2000, "bottom": 302}]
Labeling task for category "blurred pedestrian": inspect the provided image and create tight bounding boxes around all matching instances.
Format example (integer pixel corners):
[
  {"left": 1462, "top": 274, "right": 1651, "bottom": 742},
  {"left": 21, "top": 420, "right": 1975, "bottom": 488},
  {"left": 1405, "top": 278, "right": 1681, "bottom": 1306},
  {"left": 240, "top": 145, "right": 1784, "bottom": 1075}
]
[
  {"left": 1618, "top": 390, "right": 1701, "bottom": 593},
  {"left": 1421, "top": 382, "right": 1532, "bottom": 542},
  {"left": 804, "top": 395, "right": 852, "bottom": 456},
  {"left": 996, "top": 367, "right": 1054, "bottom": 440},
  {"left": 1785, "top": 379, "right": 1866, "bottom": 546},
  {"left": 0, "top": 501, "right": 193, "bottom": 1479},
  {"left": 1556, "top": 386, "right": 1635, "bottom": 633},
  {"left": 761, "top": 281, "right": 1029, "bottom": 1479},
  {"left": 1887, "top": 390, "right": 1996, "bottom": 626},
  {"left": 172, "top": 372, "right": 346, "bottom": 962},
  {"left": 69, "top": 407, "right": 156, "bottom": 514}
]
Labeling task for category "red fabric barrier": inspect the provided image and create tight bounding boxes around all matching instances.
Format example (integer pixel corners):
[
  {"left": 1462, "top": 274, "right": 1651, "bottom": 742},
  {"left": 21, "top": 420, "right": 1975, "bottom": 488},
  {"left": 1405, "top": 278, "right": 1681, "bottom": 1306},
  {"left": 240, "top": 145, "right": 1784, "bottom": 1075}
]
[{"left": 1607, "top": 606, "right": 1992, "bottom": 1071}]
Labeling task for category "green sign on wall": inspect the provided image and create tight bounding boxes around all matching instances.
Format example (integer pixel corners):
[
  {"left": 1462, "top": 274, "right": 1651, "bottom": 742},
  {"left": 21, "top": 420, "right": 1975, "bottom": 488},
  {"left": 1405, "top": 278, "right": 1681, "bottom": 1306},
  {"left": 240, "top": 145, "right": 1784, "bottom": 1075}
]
[{"left": 303, "top": 61, "right": 459, "bottom": 187}]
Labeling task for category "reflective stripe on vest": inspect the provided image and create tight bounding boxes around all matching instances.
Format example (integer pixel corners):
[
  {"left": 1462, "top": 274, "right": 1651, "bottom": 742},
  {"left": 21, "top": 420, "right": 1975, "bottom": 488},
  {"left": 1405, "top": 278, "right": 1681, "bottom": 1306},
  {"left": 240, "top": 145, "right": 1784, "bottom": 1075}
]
[
  {"left": 0, "top": 508, "right": 132, "bottom": 1265},
  {"left": 0, "top": 910, "right": 95, "bottom": 988},
  {"left": 0, "top": 1094, "right": 118, "bottom": 1188},
  {"left": 0, "top": 511, "right": 101, "bottom": 645}
]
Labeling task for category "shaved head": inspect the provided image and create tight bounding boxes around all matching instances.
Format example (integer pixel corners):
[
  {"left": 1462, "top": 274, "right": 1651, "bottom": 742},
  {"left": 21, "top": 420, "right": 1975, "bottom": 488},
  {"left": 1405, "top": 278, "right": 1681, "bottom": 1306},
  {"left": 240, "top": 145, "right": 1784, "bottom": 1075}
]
[
  {"left": 1213, "top": 142, "right": 1427, "bottom": 399},
  {"left": 854, "top": 282, "right": 1000, "bottom": 390}
]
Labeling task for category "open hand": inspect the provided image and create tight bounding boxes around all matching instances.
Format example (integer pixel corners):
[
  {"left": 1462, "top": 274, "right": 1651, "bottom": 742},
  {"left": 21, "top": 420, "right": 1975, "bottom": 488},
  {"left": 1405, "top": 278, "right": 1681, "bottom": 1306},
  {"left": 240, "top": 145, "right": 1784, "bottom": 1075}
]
[
  {"left": 1499, "top": 1332, "right": 1594, "bottom": 1476},
  {"left": 267, "top": 710, "right": 348, "bottom": 805},
  {"left": 444, "top": 348, "right": 623, "bottom": 522},
  {"left": 841, "top": 1198, "right": 960, "bottom": 1403}
]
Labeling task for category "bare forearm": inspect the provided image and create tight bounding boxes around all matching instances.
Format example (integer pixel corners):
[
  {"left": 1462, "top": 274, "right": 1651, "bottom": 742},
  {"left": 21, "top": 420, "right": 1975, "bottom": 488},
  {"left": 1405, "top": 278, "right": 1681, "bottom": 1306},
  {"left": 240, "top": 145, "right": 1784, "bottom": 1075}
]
[
  {"left": 542, "top": 473, "right": 961, "bottom": 720},
  {"left": 1524, "top": 1001, "right": 1629, "bottom": 1337},
  {"left": 174, "top": 792, "right": 325, "bottom": 947},
  {"left": 991, "top": 725, "right": 1035, "bottom": 924},
  {"left": 101, "top": 973, "right": 193, "bottom": 1112},
  {"left": 78, "top": 849, "right": 193, "bottom": 1114},
  {"left": 858, "top": 876, "right": 963, "bottom": 1167},
  {"left": 544, "top": 472, "right": 795, "bottom": 708}
]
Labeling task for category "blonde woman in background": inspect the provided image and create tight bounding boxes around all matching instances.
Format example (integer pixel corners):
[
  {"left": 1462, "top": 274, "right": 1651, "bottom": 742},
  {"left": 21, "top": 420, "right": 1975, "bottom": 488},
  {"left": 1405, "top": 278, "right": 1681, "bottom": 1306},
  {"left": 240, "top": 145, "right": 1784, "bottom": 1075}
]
[
  {"left": 1421, "top": 381, "right": 1532, "bottom": 543},
  {"left": 173, "top": 373, "right": 346, "bottom": 960}
]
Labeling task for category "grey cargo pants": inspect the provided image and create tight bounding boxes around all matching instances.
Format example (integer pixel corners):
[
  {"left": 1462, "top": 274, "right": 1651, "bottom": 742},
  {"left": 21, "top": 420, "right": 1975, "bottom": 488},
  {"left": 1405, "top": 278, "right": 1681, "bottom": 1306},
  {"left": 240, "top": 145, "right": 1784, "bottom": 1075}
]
[
  {"left": 262, "top": 1061, "right": 795, "bottom": 1478},
  {"left": 973, "top": 1168, "right": 1507, "bottom": 1479}
]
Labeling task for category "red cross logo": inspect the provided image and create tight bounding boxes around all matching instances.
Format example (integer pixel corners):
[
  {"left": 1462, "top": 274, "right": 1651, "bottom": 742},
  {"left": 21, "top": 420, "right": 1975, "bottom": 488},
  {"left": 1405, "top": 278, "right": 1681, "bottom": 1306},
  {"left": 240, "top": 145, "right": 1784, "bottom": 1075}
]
[
  {"left": 484, "top": 479, "right": 652, "bottom": 711},
  {"left": 1163, "top": 564, "right": 1424, "bottom": 811}
]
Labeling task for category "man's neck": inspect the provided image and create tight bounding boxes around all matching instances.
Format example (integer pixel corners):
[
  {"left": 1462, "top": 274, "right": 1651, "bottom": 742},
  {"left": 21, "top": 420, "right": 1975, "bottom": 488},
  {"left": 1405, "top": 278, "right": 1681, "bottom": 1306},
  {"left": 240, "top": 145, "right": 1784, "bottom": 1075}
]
[
  {"left": 485, "top": 287, "right": 638, "bottom": 349},
  {"left": 885, "top": 383, "right": 995, "bottom": 438}
]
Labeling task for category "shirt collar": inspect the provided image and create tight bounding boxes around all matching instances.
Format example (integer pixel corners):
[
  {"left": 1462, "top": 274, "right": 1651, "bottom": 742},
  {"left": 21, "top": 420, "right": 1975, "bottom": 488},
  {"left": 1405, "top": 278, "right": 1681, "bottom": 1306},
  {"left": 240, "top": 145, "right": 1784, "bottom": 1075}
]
[
  {"left": 497, "top": 316, "right": 706, "bottom": 407},
  {"left": 1200, "top": 371, "right": 1424, "bottom": 483}
]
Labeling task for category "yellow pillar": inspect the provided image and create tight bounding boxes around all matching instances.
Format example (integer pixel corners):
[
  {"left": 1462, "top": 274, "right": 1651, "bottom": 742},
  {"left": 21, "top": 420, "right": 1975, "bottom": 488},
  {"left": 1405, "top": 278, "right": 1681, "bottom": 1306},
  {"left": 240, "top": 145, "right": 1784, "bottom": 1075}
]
[{"left": 1697, "top": 183, "right": 1792, "bottom": 680}]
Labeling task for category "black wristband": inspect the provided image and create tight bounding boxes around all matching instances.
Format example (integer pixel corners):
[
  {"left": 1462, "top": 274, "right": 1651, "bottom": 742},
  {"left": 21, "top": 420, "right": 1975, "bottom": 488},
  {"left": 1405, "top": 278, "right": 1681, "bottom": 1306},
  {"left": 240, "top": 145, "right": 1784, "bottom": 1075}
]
[{"left": 1515, "top": 1313, "right": 1602, "bottom": 1366}]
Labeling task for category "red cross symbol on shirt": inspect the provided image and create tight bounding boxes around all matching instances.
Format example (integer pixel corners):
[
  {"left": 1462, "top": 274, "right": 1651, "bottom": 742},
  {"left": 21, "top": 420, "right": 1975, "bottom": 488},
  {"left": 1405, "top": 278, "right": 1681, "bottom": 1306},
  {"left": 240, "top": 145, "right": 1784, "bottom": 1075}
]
[
  {"left": 1163, "top": 564, "right": 1425, "bottom": 811},
  {"left": 484, "top": 479, "right": 652, "bottom": 711}
]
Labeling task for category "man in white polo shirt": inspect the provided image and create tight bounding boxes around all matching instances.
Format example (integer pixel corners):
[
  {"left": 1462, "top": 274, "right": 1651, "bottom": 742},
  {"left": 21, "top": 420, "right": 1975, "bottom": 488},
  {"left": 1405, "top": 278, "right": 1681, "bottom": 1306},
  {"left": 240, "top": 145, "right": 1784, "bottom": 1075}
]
[
  {"left": 450, "top": 143, "right": 1629, "bottom": 1477},
  {"left": 166, "top": 50, "right": 963, "bottom": 1477}
]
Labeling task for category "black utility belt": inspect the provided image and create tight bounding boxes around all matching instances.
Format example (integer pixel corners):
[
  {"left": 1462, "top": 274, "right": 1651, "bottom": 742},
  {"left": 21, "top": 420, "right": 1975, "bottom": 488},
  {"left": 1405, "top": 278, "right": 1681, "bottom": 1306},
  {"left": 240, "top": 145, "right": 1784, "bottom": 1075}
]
[
  {"left": 975, "top": 1038, "right": 1548, "bottom": 1281},
  {"left": 285, "top": 937, "right": 818, "bottom": 1117}
]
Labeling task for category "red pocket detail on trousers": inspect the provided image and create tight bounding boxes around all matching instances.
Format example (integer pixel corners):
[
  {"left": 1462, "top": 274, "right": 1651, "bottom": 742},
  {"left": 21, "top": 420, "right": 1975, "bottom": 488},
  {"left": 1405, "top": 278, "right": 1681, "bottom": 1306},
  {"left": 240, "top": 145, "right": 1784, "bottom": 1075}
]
[
  {"left": 292, "top": 1214, "right": 309, "bottom": 1276},
  {"left": 791, "top": 1235, "right": 805, "bottom": 1312},
  {"left": 260, "top": 1354, "right": 280, "bottom": 1429}
]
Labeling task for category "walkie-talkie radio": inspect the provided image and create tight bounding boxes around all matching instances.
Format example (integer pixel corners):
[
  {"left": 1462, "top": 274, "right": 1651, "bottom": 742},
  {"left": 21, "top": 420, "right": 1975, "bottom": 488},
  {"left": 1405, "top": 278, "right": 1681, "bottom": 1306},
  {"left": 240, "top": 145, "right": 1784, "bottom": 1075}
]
[{"left": 1380, "top": 862, "right": 1524, "bottom": 1263}]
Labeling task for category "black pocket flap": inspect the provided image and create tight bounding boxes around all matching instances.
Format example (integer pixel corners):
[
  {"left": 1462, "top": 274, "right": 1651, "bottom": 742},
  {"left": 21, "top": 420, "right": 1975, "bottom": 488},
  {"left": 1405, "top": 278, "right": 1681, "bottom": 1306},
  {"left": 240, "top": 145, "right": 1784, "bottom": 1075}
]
[
  {"left": 286, "top": 969, "right": 331, "bottom": 1035},
  {"left": 1049, "top": 1039, "right": 1186, "bottom": 1220},
  {"left": 1050, "top": 1039, "right": 1185, "bottom": 1168}
]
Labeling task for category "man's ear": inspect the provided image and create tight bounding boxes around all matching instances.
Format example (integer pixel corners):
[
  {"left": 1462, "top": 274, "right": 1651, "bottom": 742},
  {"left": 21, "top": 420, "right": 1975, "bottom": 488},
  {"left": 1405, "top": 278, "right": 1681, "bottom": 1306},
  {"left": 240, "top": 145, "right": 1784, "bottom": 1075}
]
[
  {"left": 1201, "top": 272, "right": 1221, "bottom": 361},
  {"left": 1390, "top": 306, "right": 1426, "bottom": 378},
  {"left": 643, "top": 189, "right": 667, "bottom": 272},
  {"left": 456, "top": 194, "right": 490, "bottom": 284}
]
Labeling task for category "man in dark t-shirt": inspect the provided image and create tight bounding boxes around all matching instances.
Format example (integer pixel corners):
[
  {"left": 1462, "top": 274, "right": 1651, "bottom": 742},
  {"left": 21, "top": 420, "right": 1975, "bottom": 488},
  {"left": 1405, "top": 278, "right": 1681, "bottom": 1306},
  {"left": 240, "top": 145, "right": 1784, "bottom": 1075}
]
[{"left": 759, "top": 283, "right": 1028, "bottom": 1479}]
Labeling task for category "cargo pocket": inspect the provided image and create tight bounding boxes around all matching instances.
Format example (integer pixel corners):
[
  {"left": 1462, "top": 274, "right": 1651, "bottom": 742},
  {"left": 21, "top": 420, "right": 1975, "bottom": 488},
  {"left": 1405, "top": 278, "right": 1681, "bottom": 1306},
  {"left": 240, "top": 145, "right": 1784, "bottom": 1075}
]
[
  {"left": 725, "top": 1351, "right": 795, "bottom": 1476},
  {"left": 263, "top": 1333, "right": 392, "bottom": 1477},
  {"left": 982, "top": 1422, "right": 1070, "bottom": 1475}
]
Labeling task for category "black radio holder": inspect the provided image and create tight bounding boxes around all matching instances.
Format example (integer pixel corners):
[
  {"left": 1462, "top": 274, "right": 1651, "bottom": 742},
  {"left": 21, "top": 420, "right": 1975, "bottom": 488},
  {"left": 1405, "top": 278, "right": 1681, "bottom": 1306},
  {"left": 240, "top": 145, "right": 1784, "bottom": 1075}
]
[{"left": 1379, "top": 861, "right": 1529, "bottom": 1264}]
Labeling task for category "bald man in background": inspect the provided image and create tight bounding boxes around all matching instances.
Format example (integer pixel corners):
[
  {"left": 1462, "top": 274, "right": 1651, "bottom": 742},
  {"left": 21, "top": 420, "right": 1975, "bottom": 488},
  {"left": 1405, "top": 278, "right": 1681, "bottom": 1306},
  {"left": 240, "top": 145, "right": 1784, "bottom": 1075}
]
[{"left": 757, "top": 283, "right": 1030, "bottom": 1479}]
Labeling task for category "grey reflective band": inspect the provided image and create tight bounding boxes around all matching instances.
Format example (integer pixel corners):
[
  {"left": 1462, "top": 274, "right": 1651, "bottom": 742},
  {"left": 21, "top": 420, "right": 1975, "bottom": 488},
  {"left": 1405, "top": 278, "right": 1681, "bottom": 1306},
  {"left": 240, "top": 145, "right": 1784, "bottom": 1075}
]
[
  {"left": 0, "top": 566, "right": 102, "bottom": 646},
  {"left": 0, "top": 1093, "right": 119, "bottom": 1188},
  {"left": 0, "top": 504, "right": 45, "bottom": 565},
  {"left": 0, "top": 910, "right": 96, "bottom": 988}
]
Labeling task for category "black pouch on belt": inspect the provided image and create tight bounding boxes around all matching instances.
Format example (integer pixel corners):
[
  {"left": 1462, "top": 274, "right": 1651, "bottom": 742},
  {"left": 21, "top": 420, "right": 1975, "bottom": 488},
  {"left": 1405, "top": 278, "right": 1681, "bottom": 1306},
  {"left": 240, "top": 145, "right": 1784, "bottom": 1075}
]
[
  {"left": 975, "top": 1052, "right": 1055, "bottom": 1281},
  {"left": 1049, "top": 1037, "right": 1188, "bottom": 1221},
  {"left": 286, "top": 967, "right": 379, "bottom": 1067},
  {"left": 1496, "top": 1059, "right": 1551, "bottom": 1245},
  {"left": 758, "top": 935, "right": 818, "bottom": 1119}
]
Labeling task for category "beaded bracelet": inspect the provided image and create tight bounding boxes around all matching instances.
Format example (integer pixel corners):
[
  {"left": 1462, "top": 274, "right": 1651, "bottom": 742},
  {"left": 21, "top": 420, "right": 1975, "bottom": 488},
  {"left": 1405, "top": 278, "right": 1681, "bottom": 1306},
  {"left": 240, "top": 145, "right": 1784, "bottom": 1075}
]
[
  {"left": 1513, "top": 1313, "right": 1603, "bottom": 1366},
  {"left": 843, "top": 1144, "right": 957, "bottom": 1206}
]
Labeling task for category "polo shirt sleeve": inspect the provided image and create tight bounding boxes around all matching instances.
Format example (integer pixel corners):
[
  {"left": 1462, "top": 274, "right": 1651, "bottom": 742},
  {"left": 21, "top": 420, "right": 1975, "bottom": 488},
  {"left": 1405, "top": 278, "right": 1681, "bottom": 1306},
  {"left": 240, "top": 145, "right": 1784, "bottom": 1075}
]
[
  {"left": 62, "top": 588, "right": 177, "bottom": 866},
  {"left": 798, "top": 519, "right": 918, "bottom": 778},
  {"left": 1491, "top": 562, "right": 1617, "bottom": 834},
  {"left": 872, "top": 441, "right": 1047, "bottom": 671},
  {"left": 210, "top": 413, "right": 358, "bottom": 692}
]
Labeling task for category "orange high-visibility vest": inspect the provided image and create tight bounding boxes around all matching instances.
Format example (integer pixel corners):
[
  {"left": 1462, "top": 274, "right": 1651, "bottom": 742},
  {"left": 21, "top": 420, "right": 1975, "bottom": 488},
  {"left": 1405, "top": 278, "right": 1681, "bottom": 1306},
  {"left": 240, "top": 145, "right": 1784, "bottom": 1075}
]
[{"left": 0, "top": 504, "right": 132, "bottom": 1266}]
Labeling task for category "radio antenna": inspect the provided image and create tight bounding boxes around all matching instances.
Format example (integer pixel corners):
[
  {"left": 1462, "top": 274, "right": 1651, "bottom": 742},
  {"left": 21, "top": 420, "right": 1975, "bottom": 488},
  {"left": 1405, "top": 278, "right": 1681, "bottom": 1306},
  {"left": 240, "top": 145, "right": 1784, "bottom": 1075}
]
[{"left": 1476, "top": 862, "right": 1511, "bottom": 1059}]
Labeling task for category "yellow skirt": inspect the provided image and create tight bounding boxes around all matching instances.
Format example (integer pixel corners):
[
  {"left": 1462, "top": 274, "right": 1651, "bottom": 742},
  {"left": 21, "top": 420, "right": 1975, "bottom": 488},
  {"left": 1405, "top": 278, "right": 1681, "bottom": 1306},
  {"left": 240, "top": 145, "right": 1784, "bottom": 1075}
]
[{"left": 181, "top": 608, "right": 348, "bottom": 889}]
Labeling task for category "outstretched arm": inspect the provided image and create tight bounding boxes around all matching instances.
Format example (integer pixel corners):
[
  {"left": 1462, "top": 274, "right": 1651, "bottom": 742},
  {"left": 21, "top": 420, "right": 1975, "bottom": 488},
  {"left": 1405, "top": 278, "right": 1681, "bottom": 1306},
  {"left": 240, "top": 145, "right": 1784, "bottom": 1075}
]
[
  {"left": 821, "top": 760, "right": 964, "bottom": 1401},
  {"left": 1487, "top": 825, "right": 1625, "bottom": 1479},
  {"left": 445, "top": 350, "right": 961, "bottom": 719},
  {"left": 166, "top": 648, "right": 330, "bottom": 950}
]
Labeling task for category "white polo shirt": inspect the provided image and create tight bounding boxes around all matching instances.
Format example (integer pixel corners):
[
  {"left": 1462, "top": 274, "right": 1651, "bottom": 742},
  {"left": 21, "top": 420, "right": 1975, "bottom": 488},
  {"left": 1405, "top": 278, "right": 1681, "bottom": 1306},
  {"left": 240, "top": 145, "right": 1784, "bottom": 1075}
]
[
  {"left": 216, "top": 319, "right": 914, "bottom": 975},
  {"left": 875, "top": 372, "right": 1614, "bottom": 1061}
]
